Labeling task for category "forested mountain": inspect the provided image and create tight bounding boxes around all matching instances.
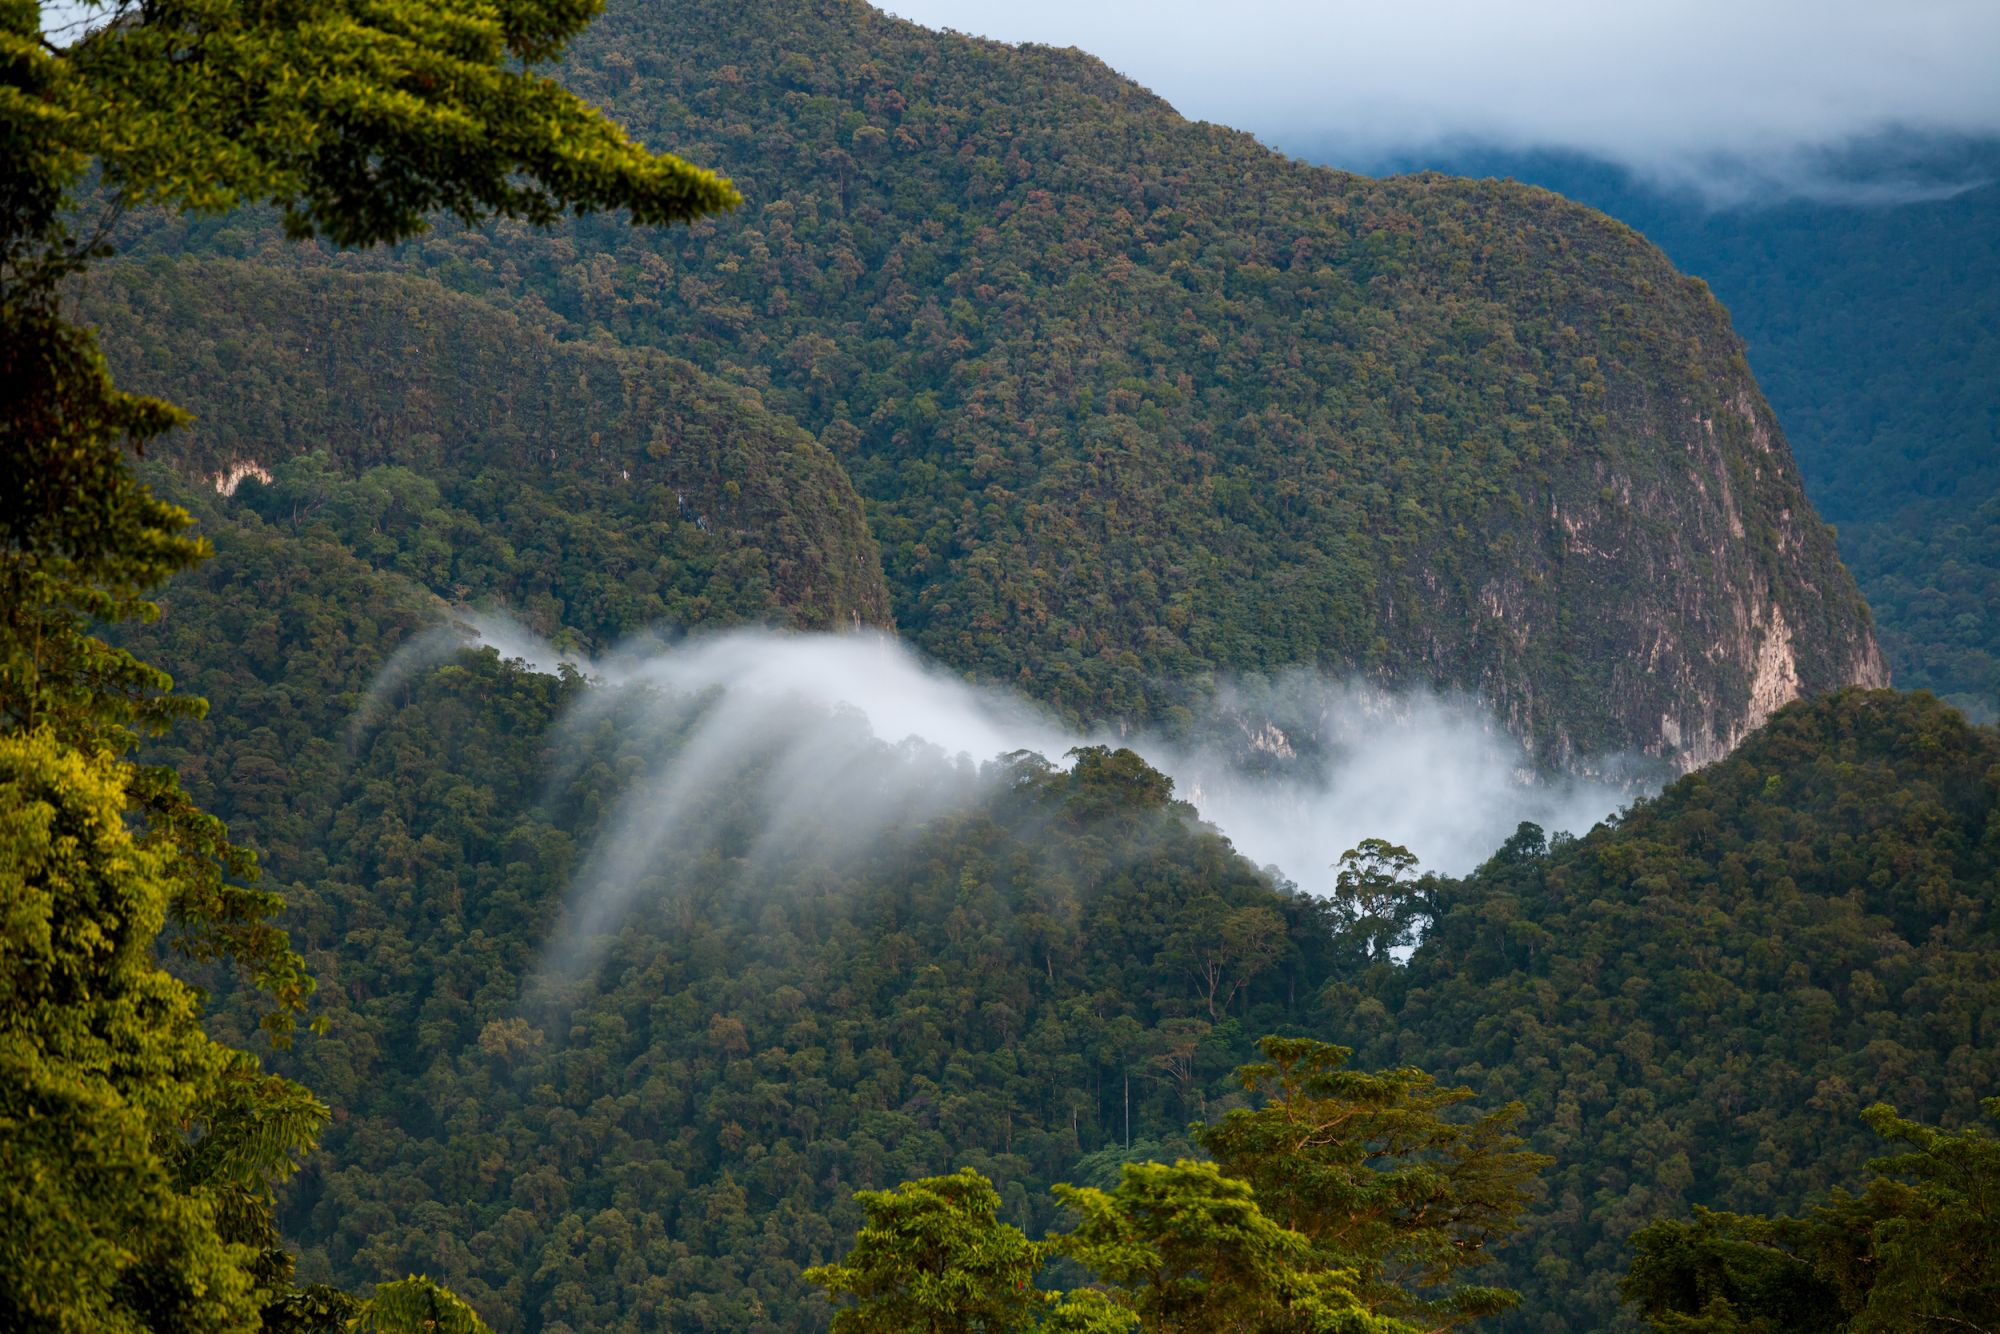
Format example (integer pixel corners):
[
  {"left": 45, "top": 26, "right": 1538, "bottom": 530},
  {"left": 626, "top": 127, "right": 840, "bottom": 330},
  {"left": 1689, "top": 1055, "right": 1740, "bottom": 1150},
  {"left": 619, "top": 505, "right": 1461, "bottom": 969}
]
[
  {"left": 85, "top": 261, "right": 892, "bottom": 640},
  {"left": 109, "top": 0, "right": 1887, "bottom": 767},
  {"left": 1343, "top": 688, "right": 2000, "bottom": 1329},
  {"left": 50, "top": 2, "right": 1997, "bottom": 1332},
  {"left": 1317, "top": 143, "right": 2000, "bottom": 722},
  {"left": 135, "top": 505, "right": 1999, "bottom": 1332}
]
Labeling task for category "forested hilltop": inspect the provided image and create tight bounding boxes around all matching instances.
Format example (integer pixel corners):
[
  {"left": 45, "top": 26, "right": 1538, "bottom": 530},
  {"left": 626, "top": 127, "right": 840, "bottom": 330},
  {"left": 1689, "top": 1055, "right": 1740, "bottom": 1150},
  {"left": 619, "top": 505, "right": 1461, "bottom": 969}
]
[
  {"left": 1338, "top": 145, "right": 2000, "bottom": 723},
  {"left": 85, "top": 261, "right": 893, "bottom": 639},
  {"left": 1343, "top": 688, "right": 2000, "bottom": 1328},
  {"left": 112, "top": 0, "right": 1886, "bottom": 766}
]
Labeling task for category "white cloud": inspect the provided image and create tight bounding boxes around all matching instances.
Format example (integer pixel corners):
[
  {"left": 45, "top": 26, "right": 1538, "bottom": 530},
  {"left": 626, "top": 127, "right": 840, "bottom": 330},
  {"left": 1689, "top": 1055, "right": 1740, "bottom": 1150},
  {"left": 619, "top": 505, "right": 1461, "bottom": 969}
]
[
  {"left": 368, "top": 620, "right": 1638, "bottom": 980},
  {"left": 878, "top": 0, "right": 2000, "bottom": 196}
]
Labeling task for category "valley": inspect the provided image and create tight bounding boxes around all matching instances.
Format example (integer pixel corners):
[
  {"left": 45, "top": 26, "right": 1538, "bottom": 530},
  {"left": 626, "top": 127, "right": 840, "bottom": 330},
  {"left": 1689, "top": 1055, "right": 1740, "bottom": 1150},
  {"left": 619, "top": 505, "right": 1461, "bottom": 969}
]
[{"left": 5, "top": 1, "right": 1996, "bottom": 1332}]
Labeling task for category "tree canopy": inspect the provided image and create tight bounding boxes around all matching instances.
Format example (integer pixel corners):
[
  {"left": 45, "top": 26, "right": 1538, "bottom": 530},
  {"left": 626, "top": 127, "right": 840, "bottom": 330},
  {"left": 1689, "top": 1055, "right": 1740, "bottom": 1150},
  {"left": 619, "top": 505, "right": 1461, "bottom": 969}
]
[{"left": 0, "top": 0, "right": 732, "bottom": 1324}]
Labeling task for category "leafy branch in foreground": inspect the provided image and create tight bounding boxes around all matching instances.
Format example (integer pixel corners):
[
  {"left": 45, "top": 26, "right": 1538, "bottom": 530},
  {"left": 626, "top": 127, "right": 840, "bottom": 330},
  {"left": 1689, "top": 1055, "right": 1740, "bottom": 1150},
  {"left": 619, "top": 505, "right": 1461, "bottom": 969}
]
[
  {"left": 808, "top": 1038, "right": 1546, "bottom": 1332},
  {"left": 0, "top": 0, "right": 735, "bottom": 1325}
]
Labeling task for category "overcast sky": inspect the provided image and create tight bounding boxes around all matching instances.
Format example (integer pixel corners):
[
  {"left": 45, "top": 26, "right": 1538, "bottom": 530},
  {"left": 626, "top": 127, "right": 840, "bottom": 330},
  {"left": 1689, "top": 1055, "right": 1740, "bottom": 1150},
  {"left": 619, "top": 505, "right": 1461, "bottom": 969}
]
[{"left": 880, "top": 0, "right": 2000, "bottom": 200}]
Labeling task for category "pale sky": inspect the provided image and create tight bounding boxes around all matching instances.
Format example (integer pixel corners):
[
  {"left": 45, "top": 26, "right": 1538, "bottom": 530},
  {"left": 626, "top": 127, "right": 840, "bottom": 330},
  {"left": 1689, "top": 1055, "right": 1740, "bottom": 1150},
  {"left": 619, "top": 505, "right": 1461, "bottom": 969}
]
[
  {"left": 40, "top": 1, "right": 2000, "bottom": 200},
  {"left": 881, "top": 0, "right": 2000, "bottom": 199}
]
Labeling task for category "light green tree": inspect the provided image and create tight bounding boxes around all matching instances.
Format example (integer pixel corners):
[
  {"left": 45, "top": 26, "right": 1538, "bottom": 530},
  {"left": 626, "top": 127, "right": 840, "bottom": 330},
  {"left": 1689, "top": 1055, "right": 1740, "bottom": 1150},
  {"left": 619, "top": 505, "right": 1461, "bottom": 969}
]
[
  {"left": 803, "top": 1168, "right": 1053, "bottom": 1334},
  {"left": 354, "top": 1277, "right": 495, "bottom": 1334},
  {"left": 0, "top": 0, "right": 734, "bottom": 1325},
  {"left": 1055, "top": 1159, "right": 1411, "bottom": 1334},
  {"left": 1330, "top": 839, "right": 1426, "bottom": 962},
  {"left": 0, "top": 732, "right": 319, "bottom": 1331},
  {"left": 1194, "top": 1036, "right": 1549, "bottom": 1329}
]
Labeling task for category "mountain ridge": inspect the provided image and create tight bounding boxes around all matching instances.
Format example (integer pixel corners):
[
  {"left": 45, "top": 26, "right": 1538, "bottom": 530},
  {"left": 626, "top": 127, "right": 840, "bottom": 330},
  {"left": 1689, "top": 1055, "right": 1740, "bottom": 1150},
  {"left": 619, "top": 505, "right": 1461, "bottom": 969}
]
[
  {"left": 104, "top": 0, "right": 1887, "bottom": 768},
  {"left": 86, "top": 260, "right": 895, "bottom": 640}
]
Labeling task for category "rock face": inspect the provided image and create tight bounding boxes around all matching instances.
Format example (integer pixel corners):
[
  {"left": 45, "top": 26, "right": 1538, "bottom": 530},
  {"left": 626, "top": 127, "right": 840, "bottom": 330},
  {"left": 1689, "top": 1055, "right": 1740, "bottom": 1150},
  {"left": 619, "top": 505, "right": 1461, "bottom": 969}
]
[
  {"left": 1449, "top": 289, "right": 1891, "bottom": 770},
  {"left": 543, "top": 0, "right": 1886, "bottom": 763},
  {"left": 101, "top": 0, "right": 1886, "bottom": 764}
]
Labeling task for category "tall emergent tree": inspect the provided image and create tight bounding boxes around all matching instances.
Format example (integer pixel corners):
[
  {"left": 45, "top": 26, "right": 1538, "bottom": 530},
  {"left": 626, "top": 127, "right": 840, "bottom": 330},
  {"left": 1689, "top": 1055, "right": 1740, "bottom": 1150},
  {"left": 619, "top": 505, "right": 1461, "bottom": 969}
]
[
  {"left": 0, "top": 0, "right": 734, "bottom": 1327},
  {"left": 808, "top": 1040, "right": 1546, "bottom": 1332},
  {"left": 1194, "top": 1037, "right": 1549, "bottom": 1329}
]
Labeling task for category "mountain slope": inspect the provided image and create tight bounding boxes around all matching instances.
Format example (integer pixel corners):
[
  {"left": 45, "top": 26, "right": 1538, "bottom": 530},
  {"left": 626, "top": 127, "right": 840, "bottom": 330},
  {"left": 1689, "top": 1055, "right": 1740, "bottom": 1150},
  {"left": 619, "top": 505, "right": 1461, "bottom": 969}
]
[
  {"left": 114, "top": 0, "right": 1887, "bottom": 765},
  {"left": 1324, "top": 144, "right": 2000, "bottom": 721},
  {"left": 87, "top": 260, "right": 894, "bottom": 640},
  {"left": 1342, "top": 688, "right": 2000, "bottom": 1329},
  {"left": 143, "top": 563, "right": 1997, "bottom": 1334}
]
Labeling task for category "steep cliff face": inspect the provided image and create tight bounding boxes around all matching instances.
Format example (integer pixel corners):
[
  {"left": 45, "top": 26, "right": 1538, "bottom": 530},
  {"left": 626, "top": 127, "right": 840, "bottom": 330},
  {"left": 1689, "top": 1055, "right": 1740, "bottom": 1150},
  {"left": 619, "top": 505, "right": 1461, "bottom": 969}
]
[
  {"left": 104, "top": 0, "right": 1884, "bottom": 763},
  {"left": 86, "top": 261, "right": 894, "bottom": 638},
  {"left": 1389, "top": 197, "right": 1892, "bottom": 768},
  {"left": 516, "top": 0, "right": 1893, "bottom": 760}
]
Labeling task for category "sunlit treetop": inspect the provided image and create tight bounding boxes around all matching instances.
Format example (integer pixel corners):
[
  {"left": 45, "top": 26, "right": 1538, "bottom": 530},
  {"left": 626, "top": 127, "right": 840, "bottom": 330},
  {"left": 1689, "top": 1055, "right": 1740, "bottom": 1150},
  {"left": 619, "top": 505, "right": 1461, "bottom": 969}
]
[{"left": 36, "top": 0, "right": 739, "bottom": 246}]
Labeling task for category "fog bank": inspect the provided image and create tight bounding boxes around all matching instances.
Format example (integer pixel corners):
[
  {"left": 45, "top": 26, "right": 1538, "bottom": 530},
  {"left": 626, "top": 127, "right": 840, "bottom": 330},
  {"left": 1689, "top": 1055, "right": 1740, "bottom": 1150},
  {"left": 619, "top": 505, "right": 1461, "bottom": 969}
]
[{"left": 372, "top": 618, "right": 1645, "bottom": 972}]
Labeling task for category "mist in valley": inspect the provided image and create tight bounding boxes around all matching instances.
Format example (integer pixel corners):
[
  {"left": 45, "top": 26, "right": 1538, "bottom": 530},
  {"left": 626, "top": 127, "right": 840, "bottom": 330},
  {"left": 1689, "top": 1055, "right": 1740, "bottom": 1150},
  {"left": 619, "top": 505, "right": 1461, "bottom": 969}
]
[{"left": 357, "top": 616, "right": 1649, "bottom": 980}]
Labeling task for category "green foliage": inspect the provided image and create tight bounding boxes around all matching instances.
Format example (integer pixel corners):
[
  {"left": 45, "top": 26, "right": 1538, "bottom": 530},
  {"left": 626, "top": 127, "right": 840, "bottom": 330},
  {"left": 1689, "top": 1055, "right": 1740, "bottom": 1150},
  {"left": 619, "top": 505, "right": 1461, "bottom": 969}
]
[
  {"left": 112, "top": 506, "right": 1998, "bottom": 1334},
  {"left": 83, "top": 260, "right": 893, "bottom": 639},
  {"left": 804, "top": 1168, "right": 1050, "bottom": 1334},
  {"left": 1341, "top": 688, "right": 2000, "bottom": 1329},
  {"left": 0, "top": 731, "right": 323, "bottom": 1330},
  {"left": 1329, "top": 840, "right": 1426, "bottom": 963},
  {"left": 2, "top": 0, "right": 734, "bottom": 1324},
  {"left": 357, "top": 1276, "right": 498, "bottom": 1334},
  {"left": 1623, "top": 1099, "right": 2000, "bottom": 1332},
  {"left": 112, "top": 0, "right": 1882, "bottom": 758},
  {"left": 117, "top": 529, "right": 1351, "bottom": 1327},
  {"left": 1055, "top": 1159, "right": 1399, "bottom": 1334},
  {"left": 1843, "top": 493, "right": 2000, "bottom": 722},
  {"left": 63, "top": 0, "right": 736, "bottom": 245},
  {"left": 810, "top": 1034, "right": 1539, "bottom": 1334},
  {"left": 1195, "top": 1037, "right": 1548, "bottom": 1328}
]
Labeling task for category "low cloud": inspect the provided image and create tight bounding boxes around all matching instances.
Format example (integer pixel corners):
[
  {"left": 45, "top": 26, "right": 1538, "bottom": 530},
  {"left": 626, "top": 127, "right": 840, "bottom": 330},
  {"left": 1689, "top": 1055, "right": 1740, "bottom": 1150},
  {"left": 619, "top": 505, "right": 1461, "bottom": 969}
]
[
  {"left": 364, "top": 619, "right": 1645, "bottom": 980},
  {"left": 880, "top": 0, "right": 2000, "bottom": 203}
]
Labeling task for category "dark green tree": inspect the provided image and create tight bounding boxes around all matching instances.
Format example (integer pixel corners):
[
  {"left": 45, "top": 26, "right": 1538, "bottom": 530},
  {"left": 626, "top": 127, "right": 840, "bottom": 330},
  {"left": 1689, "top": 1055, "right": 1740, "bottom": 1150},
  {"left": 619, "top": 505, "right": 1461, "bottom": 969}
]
[{"left": 1623, "top": 1098, "right": 2000, "bottom": 1332}]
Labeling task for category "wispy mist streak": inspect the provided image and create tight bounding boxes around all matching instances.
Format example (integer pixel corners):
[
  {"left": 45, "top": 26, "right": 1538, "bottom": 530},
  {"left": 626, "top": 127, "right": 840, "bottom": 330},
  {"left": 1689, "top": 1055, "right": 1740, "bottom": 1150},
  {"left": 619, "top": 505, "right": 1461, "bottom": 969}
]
[{"left": 367, "top": 618, "right": 1645, "bottom": 978}]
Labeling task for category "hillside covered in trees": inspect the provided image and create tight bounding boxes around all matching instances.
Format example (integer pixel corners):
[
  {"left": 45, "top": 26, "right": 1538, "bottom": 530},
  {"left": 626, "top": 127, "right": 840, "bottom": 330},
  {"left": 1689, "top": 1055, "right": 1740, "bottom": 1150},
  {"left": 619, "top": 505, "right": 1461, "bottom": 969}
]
[
  {"left": 1345, "top": 688, "right": 2000, "bottom": 1328},
  {"left": 86, "top": 261, "right": 893, "bottom": 641},
  {"left": 1340, "top": 144, "right": 2000, "bottom": 723},
  {"left": 29, "top": 0, "right": 1996, "bottom": 1331},
  {"left": 109, "top": 0, "right": 1888, "bottom": 767},
  {"left": 139, "top": 518, "right": 1997, "bottom": 1332}
]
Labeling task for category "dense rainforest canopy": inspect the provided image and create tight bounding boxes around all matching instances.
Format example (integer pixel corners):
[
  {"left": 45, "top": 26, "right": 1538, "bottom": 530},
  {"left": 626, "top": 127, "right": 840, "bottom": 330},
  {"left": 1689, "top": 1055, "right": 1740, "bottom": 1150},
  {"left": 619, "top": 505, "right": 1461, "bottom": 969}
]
[
  {"left": 134, "top": 480, "right": 2000, "bottom": 1330},
  {"left": 7, "top": 0, "right": 1993, "bottom": 1332},
  {"left": 109, "top": 0, "right": 1886, "bottom": 766}
]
